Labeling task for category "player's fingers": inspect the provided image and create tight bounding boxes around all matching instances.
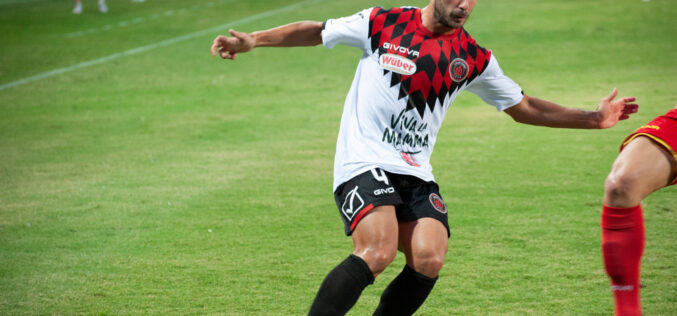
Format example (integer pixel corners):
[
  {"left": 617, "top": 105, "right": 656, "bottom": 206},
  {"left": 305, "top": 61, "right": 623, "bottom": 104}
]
[
  {"left": 623, "top": 104, "right": 639, "bottom": 114},
  {"left": 211, "top": 40, "right": 220, "bottom": 56},
  {"left": 619, "top": 114, "right": 630, "bottom": 120},
  {"left": 211, "top": 36, "right": 225, "bottom": 56},
  {"left": 220, "top": 49, "right": 237, "bottom": 60},
  {"left": 211, "top": 43, "right": 219, "bottom": 56},
  {"left": 214, "top": 38, "right": 234, "bottom": 58},
  {"left": 622, "top": 97, "right": 636, "bottom": 104},
  {"left": 219, "top": 48, "right": 229, "bottom": 59},
  {"left": 229, "top": 29, "right": 247, "bottom": 40},
  {"left": 603, "top": 88, "right": 619, "bottom": 101}
]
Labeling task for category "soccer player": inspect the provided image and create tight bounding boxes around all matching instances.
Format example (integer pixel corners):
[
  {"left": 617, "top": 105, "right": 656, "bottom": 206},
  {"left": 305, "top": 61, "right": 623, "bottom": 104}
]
[
  {"left": 602, "top": 107, "right": 676, "bottom": 316},
  {"left": 72, "top": 0, "right": 143, "bottom": 14},
  {"left": 73, "top": 0, "right": 107, "bottom": 14},
  {"left": 211, "top": 0, "right": 638, "bottom": 314}
]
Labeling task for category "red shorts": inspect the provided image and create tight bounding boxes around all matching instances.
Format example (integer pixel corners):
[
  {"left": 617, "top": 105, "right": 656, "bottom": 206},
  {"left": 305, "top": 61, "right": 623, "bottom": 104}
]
[{"left": 620, "top": 108, "right": 677, "bottom": 185}]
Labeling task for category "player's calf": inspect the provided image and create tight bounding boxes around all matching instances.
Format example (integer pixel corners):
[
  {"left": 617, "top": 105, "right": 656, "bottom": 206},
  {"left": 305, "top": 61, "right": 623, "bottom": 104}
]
[
  {"left": 373, "top": 265, "right": 438, "bottom": 316},
  {"left": 308, "top": 254, "right": 375, "bottom": 316},
  {"left": 601, "top": 204, "right": 645, "bottom": 316}
]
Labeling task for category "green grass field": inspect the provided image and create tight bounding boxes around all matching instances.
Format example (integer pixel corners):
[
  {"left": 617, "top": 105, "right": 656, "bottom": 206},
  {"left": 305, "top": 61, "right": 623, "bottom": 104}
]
[{"left": 1, "top": 0, "right": 676, "bottom": 314}]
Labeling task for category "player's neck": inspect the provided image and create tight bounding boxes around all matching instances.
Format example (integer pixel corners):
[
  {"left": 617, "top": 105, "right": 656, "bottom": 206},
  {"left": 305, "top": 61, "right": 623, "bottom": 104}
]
[{"left": 420, "top": 6, "right": 459, "bottom": 36}]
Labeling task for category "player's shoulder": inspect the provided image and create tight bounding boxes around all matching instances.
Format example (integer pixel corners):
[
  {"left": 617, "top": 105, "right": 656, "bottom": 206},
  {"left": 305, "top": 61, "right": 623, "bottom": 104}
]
[
  {"left": 458, "top": 27, "right": 492, "bottom": 58},
  {"left": 370, "top": 6, "right": 419, "bottom": 17},
  {"left": 459, "top": 27, "right": 481, "bottom": 45}
]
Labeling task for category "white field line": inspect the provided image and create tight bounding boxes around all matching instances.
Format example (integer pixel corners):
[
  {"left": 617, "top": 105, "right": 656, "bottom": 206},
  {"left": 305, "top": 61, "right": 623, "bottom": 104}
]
[
  {"left": 66, "top": 0, "right": 236, "bottom": 38},
  {"left": 0, "top": 0, "right": 325, "bottom": 92}
]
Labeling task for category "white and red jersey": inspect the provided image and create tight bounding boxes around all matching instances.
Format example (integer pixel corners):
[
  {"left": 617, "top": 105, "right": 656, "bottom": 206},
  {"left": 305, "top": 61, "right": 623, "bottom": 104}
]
[{"left": 322, "top": 7, "right": 524, "bottom": 190}]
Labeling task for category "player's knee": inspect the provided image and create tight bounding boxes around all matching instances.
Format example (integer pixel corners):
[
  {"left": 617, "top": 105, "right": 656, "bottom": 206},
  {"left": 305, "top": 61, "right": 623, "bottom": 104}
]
[
  {"left": 412, "top": 249, "right": 446, "bottom": 277},
  {"left": 604, "top": 170, "right": 639, "bottom": 204},
  {"left": 361, "top": 247, "right": 397, "bottom": 274}
]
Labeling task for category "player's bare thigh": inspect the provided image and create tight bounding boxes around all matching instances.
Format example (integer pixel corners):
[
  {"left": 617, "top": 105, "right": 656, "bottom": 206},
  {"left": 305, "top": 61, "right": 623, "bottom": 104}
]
[
  {"left": 397, "top": 218, "right": 449, "bottom": 278},
  {"left": 604, "top": 136, "right": 676, "bottom": 207},
  {"left": 351, "top": 205, "right": 398, "bottom": 276}
]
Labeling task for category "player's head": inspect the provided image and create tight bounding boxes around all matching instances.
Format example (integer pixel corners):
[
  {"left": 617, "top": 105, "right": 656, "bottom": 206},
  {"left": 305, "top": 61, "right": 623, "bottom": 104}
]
[{"left": 431, "top": 0, "right": 476, "bottom": 29}]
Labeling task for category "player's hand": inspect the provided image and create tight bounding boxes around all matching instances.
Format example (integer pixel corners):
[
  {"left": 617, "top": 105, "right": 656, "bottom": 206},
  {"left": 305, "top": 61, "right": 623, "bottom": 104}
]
[
  {"left": 596, "top": 88, "right": 638, "bottom": 129},
  {"left": 210, "top": 29, "right": 255, "bottom": 60}
]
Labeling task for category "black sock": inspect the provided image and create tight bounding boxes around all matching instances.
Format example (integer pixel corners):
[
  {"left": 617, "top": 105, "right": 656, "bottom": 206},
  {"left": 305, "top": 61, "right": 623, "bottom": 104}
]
[
  {"left": 308, "top": 254, "right": 375, "bottom": 316},
  {"left": 373, "top": 265, "right": 438, "bottom": 316}
]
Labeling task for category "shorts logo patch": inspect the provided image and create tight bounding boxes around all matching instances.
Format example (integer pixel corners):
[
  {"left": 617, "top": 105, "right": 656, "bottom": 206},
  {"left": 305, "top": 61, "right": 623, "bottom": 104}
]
[
  {"left": 449, "top": 58, "right": 469, "bottom": 83},
  {"left": 429, "top": 193, "right": 447, "bottom": 214},
  {"left": 341, "top": 186, "right": 364, "bottom": 220}
]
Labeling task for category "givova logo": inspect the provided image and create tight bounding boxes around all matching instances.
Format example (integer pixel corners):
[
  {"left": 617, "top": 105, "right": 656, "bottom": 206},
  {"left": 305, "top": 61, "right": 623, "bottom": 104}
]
[
  {"left": 374, "top": 187, "right": 395, "bottom": 196},
  {"left": 383, "top": 42, "right": 420, "bottom": 57},
  {"left": 341, "top": 186, "right": 364, "bottom": 220}
]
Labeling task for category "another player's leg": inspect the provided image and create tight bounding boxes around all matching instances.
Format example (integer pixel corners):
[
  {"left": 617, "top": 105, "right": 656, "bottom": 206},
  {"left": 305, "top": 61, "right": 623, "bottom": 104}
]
[
  {"left": 605, "top": 136, "right": 675, "bottom": 207},
  {"left": 98, "top": 0, "right": 107, "bottom": 13},
  {"left": 602, "top": 136, "right": 676, "bottom": 316},
  {"left": 309, "top": 206, "right": 398, "bottom": 316},
  {"left": 373, "top": 218, "right": 448, "bottom": 316},
  {"left": 72, "top": 0, "right": 82, "bottom": 14}
]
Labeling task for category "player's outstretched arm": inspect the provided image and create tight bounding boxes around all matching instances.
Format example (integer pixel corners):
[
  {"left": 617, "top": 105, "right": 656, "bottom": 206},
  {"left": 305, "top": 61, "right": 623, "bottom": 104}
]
[
  {"left": 503, "top": 88, "right": 638, "bottom": 129},
  {"left": 211, "top": 21, "right": 323, "bottom": 60}
]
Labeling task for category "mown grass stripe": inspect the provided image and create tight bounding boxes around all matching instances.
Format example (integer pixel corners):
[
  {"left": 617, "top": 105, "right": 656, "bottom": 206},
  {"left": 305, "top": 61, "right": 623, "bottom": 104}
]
[{"left": 0, "top": 0, "right": 326, "bottom": 92}]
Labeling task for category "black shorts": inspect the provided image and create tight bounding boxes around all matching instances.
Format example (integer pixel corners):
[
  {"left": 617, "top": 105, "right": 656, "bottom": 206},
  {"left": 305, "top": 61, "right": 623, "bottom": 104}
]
[{"left": 333, "top": 168, "right": 450, "bottom": 237}]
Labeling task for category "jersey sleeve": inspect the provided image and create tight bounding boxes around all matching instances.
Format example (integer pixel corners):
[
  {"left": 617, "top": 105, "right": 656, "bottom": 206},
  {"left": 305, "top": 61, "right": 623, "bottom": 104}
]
[
  {"left": 321, "top": 7, "right": 373, "bottom": 51},
  {"left": 466, "top": 55, "right": 524, "bottom": 111}
]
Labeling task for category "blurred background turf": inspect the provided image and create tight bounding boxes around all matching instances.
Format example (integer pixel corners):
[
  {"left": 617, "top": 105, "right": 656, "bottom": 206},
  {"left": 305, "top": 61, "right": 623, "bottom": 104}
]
[{"left": 1, "top": 0, "right": 675, "bottom": 314}]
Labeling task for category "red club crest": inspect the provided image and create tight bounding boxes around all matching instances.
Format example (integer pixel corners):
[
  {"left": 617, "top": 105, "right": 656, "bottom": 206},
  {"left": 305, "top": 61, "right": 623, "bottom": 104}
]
[
  {"left": 449, "top": 58, "right": 469, "bottom": 83},
  {"left": 429, "top": 193, "right": 447, "bottom": 214}
]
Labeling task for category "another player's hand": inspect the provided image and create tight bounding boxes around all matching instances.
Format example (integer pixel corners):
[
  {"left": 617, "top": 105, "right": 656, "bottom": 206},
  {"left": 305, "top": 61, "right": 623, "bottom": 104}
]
[
  {"left": 596, "top": 88, "right": 638, "bottom": 129},
  {"left": 210, "top": 29, "right": 255, "bottom": 60}
]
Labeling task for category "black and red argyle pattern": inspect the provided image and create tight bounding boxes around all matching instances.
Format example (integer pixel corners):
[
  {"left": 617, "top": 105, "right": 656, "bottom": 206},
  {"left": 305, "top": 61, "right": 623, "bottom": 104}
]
[{"left": 369, "top": 7, "right": 491, "bottom": 117}]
